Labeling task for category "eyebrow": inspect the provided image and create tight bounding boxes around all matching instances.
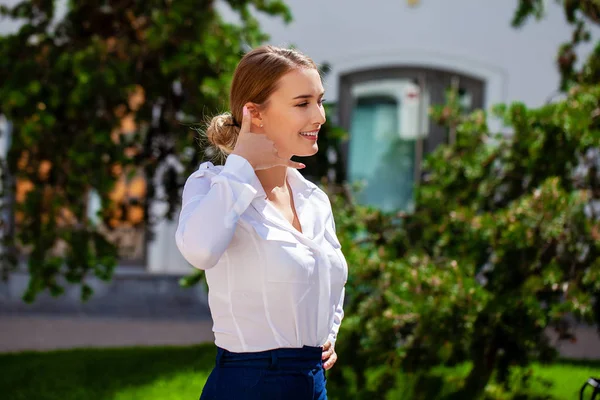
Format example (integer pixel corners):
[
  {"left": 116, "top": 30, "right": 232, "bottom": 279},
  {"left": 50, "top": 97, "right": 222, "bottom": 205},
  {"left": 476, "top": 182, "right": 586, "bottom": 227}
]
[{"left": 293, "top": 92, "right": 325, "bottom": 100}]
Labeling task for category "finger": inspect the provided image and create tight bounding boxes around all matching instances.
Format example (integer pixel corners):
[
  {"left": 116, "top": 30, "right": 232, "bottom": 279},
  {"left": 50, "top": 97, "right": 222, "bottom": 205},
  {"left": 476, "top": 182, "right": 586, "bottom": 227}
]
[
  {"left": 275, "top": 156, "right": 305, "bottom": 169},
  {"left": 239, "top": 105, "right": 252, "bottom": 135},
  {"left": 324, "top": 353, "right": 337, "bottom": 370},
  {"left": 287, "top": 160, "right": 306, "bottom": 169},
  {"left": 321, "top": 343, "right": 332, "bottom": 360}
]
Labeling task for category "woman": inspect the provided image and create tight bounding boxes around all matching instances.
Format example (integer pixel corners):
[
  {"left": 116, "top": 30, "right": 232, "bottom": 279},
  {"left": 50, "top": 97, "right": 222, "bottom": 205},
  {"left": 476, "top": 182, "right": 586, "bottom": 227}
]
[{"left": 175, "top": 45, "right": 348, "bottom": 400}]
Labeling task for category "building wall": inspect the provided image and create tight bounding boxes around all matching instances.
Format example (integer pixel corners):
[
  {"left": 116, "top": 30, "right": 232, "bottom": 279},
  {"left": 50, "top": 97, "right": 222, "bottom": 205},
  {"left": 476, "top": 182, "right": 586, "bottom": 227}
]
[{"left": 250, "top": 0, "right": 599, "bottom": 110}]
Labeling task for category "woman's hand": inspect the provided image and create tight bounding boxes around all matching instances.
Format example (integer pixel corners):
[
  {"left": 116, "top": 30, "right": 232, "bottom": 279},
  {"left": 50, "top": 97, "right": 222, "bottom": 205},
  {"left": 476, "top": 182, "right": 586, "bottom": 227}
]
[
  {"left": 231, "top": 106, "right": 305, "bottom": 171},
  {"left": 322, "top": 340, "right": 338, "bottom": 370}
]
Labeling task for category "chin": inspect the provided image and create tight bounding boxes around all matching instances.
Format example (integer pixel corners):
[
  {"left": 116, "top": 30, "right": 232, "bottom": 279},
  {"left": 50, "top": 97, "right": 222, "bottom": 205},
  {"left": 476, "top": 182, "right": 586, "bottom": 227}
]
[{"left": 296, "top": 144, "right": 319, "bottom": 157}]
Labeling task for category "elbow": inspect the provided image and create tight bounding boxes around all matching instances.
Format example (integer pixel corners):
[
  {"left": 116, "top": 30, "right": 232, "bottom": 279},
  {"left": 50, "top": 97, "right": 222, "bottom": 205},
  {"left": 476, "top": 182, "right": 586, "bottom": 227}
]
[{"left": 175, "top": 230, "right": 221, "bottom": 270}]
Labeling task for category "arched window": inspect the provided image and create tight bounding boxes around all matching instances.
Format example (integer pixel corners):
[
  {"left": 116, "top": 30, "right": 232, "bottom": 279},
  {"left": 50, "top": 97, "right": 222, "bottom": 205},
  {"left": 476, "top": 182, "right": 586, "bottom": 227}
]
[{"left": 337, "top": 67, "right": 485, "bottom": 212}]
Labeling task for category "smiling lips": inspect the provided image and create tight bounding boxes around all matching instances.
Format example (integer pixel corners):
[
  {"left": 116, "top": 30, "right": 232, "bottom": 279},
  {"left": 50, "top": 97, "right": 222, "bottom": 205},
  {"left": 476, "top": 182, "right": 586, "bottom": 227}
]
[{"left": 299, "top": 130, "right": 319, "bottom": 141}]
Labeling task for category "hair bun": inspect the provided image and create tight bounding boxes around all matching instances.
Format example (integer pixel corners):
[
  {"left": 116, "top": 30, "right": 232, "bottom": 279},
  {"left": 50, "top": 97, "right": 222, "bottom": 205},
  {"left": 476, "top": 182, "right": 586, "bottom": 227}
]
[{"left": 206, "top": 113, "right": 239, "bottom": 154}]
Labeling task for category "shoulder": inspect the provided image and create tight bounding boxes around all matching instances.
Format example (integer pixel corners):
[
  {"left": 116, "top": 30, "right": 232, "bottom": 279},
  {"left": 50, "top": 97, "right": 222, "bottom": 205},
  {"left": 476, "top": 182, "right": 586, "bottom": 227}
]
[
  {"left": 308, "top": 184, "right": 340, "bottom": 235},
  {"left": 305, "top": 181, "right": 335, "bottom": 221},
  {"left": 189, "top": 161, "right": 224, "bottom": 180},
  {"left": 291, "top": 170, "right": 332, "bottom": 209},
  {"left": 183, "top": 160, "right": 226, "bottom": 185},
  {"left": 311, "top": 185, "right": 332, "bottom": 208},
  {"left": 291, "top": 169, "right": 331, "bottom": 208},
  {"left": 181, "top": 161, "right": 225, "bottom": 197}
]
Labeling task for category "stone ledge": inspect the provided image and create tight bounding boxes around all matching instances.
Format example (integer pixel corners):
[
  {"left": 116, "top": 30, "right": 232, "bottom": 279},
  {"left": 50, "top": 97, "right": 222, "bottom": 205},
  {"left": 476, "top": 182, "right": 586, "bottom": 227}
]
[
  {"left": 0, "top": 271, "right": 210, "bottom": 320},
  {"left": 0, "top": 315, "right": 214, "bottom": 353}
]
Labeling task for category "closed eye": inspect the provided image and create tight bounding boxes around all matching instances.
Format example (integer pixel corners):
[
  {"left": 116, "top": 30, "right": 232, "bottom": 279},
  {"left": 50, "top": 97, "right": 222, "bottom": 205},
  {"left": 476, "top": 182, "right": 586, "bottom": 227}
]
[{"left": 296, "top": 98, "right": 326, "bottom": 107}]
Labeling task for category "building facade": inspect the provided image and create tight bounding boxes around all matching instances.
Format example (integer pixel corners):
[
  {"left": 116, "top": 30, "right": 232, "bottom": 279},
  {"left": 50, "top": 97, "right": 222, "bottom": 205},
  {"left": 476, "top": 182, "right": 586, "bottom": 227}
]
[{"left": 1, "top": 0, "right": 597, "bottom": 325}]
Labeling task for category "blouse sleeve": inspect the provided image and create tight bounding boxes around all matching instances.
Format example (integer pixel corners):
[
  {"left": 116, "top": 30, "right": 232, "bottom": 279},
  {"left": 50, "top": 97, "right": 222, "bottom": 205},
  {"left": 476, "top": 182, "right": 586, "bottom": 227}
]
[
  {"left": 175, "top": 154, "right": 263, "bottom": 270},
  {"left": 328, "top": 287, "right": 345, "bottom": 345},
  {"left": 325, "top": 204, "right": 346, "bottom": 346}
]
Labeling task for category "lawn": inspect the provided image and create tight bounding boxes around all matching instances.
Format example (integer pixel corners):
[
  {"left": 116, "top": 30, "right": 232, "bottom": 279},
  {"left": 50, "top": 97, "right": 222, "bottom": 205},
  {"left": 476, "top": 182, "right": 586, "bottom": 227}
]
[
  {"left": 0, "top": 344, "right": 214, "bottom": 400},
  {"left": 1, "top": 345, "right": 598, "bottom": 399},
  {"left": 531, "top": 360, "right": 600, "bottom": 399}
]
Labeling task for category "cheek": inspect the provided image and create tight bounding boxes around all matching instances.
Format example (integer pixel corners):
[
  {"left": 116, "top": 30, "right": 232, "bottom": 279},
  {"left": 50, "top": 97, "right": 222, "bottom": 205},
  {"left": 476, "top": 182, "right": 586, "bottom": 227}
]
[{"left": 268, "top": 110, "right": 305, "bottom": 142}]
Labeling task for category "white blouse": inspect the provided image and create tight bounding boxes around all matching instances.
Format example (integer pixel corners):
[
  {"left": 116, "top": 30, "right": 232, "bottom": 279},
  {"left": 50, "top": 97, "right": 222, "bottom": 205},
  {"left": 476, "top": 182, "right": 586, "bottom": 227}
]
[{"left": 175, "top": 154, "right": 348, "bottom": 353}]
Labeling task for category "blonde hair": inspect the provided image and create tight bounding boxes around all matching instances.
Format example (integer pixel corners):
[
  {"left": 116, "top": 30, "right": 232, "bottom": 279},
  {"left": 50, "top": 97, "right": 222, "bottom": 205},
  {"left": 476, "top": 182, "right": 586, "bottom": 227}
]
[{"left": 205, "top": 45, "right": 318, "bottom": 156}]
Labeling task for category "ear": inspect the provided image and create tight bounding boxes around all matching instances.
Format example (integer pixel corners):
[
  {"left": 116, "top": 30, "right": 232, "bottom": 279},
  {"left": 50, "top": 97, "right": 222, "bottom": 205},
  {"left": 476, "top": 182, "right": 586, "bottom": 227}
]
[{"left": 244, "top": 102, "right": 263, "bottom": 128}]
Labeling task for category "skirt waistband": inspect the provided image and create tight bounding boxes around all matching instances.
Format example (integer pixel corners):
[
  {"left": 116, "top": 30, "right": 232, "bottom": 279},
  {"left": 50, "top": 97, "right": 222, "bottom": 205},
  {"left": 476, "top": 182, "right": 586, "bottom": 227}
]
[{"left": 216, "top": 346, "right": 323, "bottom": 369}]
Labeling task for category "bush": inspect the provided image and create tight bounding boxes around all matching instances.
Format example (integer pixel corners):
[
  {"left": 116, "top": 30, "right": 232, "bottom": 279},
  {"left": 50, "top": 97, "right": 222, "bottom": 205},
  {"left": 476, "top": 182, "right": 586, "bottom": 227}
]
[{"left": 327, "top": 84, "right": 600, "bottom": 399}]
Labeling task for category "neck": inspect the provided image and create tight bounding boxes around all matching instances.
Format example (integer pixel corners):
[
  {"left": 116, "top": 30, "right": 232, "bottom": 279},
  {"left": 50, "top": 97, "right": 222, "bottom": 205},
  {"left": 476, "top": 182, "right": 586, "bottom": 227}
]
[{"left": 255, "top": 166, "right": 289, "bottom": 198}]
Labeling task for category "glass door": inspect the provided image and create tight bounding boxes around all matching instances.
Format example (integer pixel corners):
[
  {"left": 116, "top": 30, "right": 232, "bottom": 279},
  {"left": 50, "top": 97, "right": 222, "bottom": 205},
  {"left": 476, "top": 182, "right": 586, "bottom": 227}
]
[{"left": 347, "top": 79, "right": 430, "bottom": 212}]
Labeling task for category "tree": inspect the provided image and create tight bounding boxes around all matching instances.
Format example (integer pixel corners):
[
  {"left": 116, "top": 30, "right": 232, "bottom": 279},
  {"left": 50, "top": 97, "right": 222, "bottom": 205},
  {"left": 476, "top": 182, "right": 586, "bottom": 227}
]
[
  {"left": 0, "top": 0, "right": 291, "bottom": 301},
  {"left": 328, "top": 1, "right": 600, "bottom": 398},
  {"left": 330, "top": 72, "right": 600, "bottom": 400}
]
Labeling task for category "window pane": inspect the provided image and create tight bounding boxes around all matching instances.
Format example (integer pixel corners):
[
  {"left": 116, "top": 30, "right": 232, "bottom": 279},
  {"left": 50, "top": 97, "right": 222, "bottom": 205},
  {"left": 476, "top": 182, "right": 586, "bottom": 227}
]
[{"left": 348, "top": 96, "right": 416, "bottom": 212}]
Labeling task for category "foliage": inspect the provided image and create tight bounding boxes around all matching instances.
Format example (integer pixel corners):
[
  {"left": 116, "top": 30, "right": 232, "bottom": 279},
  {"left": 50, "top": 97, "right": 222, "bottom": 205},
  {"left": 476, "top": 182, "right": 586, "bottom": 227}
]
[
  {"left": 324, "top": 2, "right": 600, "bottom": 398},
  {"left": 512, "top": 0, "right": 600, "bottom": 90},
  {"left": 0, "top": 0, "right": 291, "bottom": 301},
  {"left": 326, "top": 83, "right": 600, "bottom": 398}
]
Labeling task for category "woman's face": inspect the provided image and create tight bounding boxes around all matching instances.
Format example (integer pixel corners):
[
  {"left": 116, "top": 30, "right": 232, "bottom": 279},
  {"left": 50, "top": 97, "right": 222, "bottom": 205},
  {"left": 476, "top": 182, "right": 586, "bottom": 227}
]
[{"left": 252, "top": 68, "right": 326, "bottom": 159}]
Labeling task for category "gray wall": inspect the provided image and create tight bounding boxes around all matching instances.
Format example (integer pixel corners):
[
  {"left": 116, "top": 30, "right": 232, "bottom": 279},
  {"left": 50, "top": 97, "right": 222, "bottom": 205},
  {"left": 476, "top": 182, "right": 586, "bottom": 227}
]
[{"left": 244, "top": 0, "right": 599, "bottom": 109}]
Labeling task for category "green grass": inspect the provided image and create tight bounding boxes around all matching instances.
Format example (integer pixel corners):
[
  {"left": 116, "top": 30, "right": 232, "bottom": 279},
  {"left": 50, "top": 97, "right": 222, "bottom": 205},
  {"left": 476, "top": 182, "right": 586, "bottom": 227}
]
[
  {"left": 384, "top": 360, "right": 600, "bottom": 399},
  {"left": 531, "top": 359, "right": 600, "bottom": 399},
  {"left": 1, "top": 345, "right": 598, "bottom": 400},
  {"left": 0, "top": 344, "right": 215, "bottom": 400}
]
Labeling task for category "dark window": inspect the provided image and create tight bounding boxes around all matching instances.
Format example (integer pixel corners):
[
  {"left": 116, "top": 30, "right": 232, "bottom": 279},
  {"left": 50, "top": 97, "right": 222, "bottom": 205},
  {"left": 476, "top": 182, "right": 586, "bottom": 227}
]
[{"left": 337, "top": 67, "right": 485, "bottom": 211}]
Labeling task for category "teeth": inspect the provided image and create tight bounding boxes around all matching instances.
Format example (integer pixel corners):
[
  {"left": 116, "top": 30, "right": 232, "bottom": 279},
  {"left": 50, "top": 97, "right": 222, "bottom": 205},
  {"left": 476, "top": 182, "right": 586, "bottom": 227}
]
[{"left": 300, "top": 131, "right": 318, "bottom": 136}]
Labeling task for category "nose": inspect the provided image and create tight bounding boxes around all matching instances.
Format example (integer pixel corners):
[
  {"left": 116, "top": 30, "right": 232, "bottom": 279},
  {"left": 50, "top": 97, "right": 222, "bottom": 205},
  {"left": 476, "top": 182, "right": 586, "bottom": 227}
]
[{"left": 313, "top": 103, "right": 326, "bottom": 126}]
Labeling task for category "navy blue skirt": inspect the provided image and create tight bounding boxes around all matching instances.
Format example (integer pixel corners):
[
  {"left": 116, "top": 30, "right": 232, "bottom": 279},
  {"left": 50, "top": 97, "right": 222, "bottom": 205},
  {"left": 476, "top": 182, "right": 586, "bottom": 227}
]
[{"left": 200, "top": 345, "right": 327, "bottom": 400}]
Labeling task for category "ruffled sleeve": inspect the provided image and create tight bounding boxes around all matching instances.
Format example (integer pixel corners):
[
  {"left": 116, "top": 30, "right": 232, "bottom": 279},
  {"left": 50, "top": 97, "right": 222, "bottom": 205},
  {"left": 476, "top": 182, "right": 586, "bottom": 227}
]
[{"left": 175, "top": 154, "right": 265, "bottom": 270}]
